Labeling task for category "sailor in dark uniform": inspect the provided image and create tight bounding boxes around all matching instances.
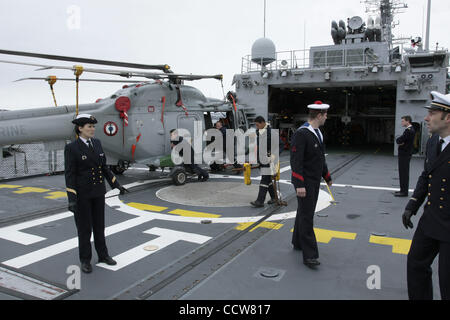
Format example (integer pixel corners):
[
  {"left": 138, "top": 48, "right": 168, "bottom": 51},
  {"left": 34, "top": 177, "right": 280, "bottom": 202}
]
[
  {"left": 65, "top": 114, "right": 129, "bottom": 274},
  {"left": 395, "top": 115, "right": 416, "bottom": 197},
  {"left": 250, "top": 116, "right": 277, "bottom": 208},
  {"left": 290, "top": 101, "right": 332, "bottom": 268},
  {"left": 402, "top": 91, "right": 450, "bottom": 300}
]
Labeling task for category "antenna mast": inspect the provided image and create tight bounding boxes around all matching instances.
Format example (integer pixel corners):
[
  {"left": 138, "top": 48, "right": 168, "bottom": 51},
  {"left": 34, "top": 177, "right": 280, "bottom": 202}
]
[
  {"left": 264, "top": 0, "right": 267, "bottom": 37},
  {"left": 425, "top": 0, "right": 431, "bottom": 51},
  {"left": 364, "top": 0, "right": 408, "bottom": 48}
]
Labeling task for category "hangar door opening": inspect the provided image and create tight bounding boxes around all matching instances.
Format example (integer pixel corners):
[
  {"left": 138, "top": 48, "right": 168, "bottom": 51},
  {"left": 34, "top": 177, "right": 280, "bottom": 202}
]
[{"left": 268, "top": 85, "right": 397, "bottom": 152}]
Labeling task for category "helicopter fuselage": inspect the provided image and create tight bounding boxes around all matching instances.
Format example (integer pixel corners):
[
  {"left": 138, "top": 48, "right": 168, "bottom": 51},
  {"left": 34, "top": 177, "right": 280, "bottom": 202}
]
[{"left": 0, "top": 82, "right": 249, "bottom": 168}]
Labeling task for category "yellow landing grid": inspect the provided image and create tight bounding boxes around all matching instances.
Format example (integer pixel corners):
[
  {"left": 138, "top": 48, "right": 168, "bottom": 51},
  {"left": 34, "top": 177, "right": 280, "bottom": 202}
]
[
  {"left": 314, "top": 228, "right": 358, "bottom": 244},
  {"left": 369, "top": 236, "right": 412, "bottom": 255},
  {"left": 236, "top": 222, "right": 284, "bottom": 232},
  {"left": 0, "top": 184, "right": 22, "bottom": 189},
  {"left": 168, "top": 209, "right": 221, "bottom": 219},
  {"left": 289, "top": 228, "right": 357, "bottom": 244},
  {"left": 2, "top": 184, "right": 67, "bottom": 200},
  {"left": 127, "top": 203, "right": 168, "bottom": 212},
  {"left": 13, "top": 187, "right": 50, "bottom": 194},
  {"left": 44, "top": 192, "right": 68, "bottom": 200}
]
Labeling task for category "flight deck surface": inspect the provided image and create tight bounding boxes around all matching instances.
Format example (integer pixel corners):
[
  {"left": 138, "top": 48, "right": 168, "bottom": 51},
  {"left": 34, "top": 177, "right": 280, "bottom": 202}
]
[{"left": 0, "top": 151, "right": 438, "bottom": 300}]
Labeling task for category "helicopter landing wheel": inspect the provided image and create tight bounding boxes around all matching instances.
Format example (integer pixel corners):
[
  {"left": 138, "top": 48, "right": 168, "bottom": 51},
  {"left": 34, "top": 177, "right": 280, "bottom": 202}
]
[
  {"left": 111, "top": 160, "right": 127, "bottom": 175},
  {"left": 171, "top": 168, "right": 187, "bottom": 186}
]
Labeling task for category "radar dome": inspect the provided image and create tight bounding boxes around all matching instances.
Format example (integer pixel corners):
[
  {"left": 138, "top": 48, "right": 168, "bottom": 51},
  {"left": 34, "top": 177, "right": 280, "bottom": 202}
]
[{"left": 251, "top": 38, "right": 276, "bottom": 66}]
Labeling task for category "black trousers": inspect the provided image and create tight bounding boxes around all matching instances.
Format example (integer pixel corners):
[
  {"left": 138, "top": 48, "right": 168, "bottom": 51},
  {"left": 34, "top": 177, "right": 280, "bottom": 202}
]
[
  {"left": 292, "top": 182, "right": 320, "bottom": 261},
  {"left": 256, "top": 174, "right": 276, "bottom": 203},
  {"left": 407, "top": 222, "right": 450, "bottom": 300},
  {"left": 398, "top": 155, "right": 411, "bottom": 193},
  {"left": 74, "top": 195, "right": 109, "bottom": 263}
]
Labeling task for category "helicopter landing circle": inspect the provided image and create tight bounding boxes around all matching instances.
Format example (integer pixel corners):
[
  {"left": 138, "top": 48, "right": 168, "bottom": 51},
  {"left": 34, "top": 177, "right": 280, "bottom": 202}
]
[
  {"left": 156, "top": 182, "right": 272, "bottom": 208},
  {"left": 105, "top": 177, "right": 333, "bottom": 224}
]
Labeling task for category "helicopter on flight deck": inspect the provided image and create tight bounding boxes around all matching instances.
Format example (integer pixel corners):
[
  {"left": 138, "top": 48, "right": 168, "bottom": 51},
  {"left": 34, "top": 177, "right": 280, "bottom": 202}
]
[{"left": 0, "top": 49, "right": 251, "bottom": 185}]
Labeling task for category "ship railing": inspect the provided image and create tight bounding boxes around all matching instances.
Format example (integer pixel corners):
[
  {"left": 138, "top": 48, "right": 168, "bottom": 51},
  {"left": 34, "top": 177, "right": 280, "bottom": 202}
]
[
  {"left": 241, "top": 49, "right": 310, "bottom": 73},
  {"left": 0, "top": 140, "right": 68, "bottom": 181},
  {"left": 241, "top": 48, "right": 384, "bottom": 73}
]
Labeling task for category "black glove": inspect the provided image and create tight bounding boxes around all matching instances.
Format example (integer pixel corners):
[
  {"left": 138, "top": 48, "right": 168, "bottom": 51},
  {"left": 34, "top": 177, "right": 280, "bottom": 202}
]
[
  {"left": 402, "top": 209, "right": 414, "bottom": 229},
  {"left": 68, "top": 202, "right": 77, "bottom": 214},
  {"left": 118, "top": 186, "right": 130, "bottom": 195}
]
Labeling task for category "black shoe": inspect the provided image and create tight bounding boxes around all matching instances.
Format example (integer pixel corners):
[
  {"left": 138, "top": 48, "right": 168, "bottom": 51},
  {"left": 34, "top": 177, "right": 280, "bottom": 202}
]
[
  {"left": 394, "top": 192, "right": 408, "bottom": 197},
  {"left": 303, "top": 259, "right": 320, "bottom": 268},
  {"left": 268, "top": 199, "right": 277, "bottom": 205},
  {"left": 98, "top": 256, "right": 117, "bottom": 266},
  {"left": 250, "top": 201, "right": 264, "bottom": 208},
  {"left": 81, "top": 262, "right": 92, "bottom": 273},
  {"left": 293, "top": 245, "right": 302, "bottom": 251}
]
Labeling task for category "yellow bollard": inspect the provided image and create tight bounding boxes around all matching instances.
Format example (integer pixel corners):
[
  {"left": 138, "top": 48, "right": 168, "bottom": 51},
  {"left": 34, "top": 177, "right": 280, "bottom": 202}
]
[{"left": 244, "top": 163, "right": 252, "bottom": 185}]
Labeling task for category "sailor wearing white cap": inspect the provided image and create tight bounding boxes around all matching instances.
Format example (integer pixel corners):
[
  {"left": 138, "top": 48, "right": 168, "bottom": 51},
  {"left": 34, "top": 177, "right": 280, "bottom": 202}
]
[
  {"left": 65, "top": 114, "right": 129, "bottom": 273},
  {"left": 403, "top": 91, "right": 450, "bottom": 300},
  {"left": 290, "top": 101, "right": 332, "bottom": 268}
]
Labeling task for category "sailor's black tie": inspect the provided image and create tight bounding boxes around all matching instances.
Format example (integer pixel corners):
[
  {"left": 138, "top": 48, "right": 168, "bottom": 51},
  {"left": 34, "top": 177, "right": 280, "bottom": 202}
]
[
  {"left": 314, "top": 129, "right": 323, "bottom": 145},
  {"left": 87, "top": 140, "right": 94, "bottom": 151},
  {"left": 437, "top": 139, "right": 445, "bottom": 156}
]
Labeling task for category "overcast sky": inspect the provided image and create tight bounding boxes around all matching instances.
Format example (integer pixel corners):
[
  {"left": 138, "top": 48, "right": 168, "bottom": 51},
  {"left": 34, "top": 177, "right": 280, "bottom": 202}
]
[{"left": 0, "top": 0, "right": 448, "bottom": 110}]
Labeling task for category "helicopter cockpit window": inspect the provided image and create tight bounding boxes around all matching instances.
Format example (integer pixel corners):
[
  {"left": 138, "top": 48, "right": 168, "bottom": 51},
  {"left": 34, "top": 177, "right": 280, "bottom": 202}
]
[
  {"left": 210, "top": 112, "right": 226, "bottom": 127},
  {"left": 204, "top": 112, "right": 213, "bottom": 130}
]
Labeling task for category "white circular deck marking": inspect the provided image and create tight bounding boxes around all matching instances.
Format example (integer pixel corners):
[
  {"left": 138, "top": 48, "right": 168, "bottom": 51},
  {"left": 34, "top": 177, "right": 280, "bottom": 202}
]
[
  {"left": 144, "top": 245, "right": 159, "bottom": 251},
  {"left": 105, "top": 175, "right": 333, "bottom": 224}
]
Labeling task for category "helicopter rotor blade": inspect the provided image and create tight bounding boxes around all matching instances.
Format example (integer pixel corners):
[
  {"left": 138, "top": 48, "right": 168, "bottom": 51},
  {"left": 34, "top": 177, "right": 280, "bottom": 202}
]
[
  {"left": 0, "top": 59, "right": 223, "bottom": 82},
  {"left": 169, "top": 74, "right": 224, "bottom": 81},
  {"left": 0, "top": 59, "right": 51, "bottom": 69},
  {"left": 14, "top": 77, "right": 149, "bottom": 83},
  {"left": 0, "top": 60, "right": 156, "bottom": 79},
  {"left": 0, "top": 49, "right": 171, "bottom": 73},
  {"left": 36, "top": 64, "right": 223, "bottom": 81}
]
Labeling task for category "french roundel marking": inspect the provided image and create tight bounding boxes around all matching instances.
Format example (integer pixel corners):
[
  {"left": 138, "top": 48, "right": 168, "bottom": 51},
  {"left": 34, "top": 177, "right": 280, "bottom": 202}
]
[{"left": 104, "top": 121, "right": 119, "bottom": 137}]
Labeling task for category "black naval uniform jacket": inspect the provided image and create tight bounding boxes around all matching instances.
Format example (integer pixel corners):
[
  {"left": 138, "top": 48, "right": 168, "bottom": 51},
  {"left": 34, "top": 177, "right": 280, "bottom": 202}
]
[
  {"left": 256, "top": 125, "right": 272, "bottom": 168},
  {"left": 397, "top": 126, "right": 416, "bottom": 156},
  {"left": 64, "top": 138, "right": 121, "bottom": 206},
  {"left": 290, "top": 125, "right": 332, "bottom": 189},
  {"left": 405, "top": 134, "right": 450, "bottom": 242}
]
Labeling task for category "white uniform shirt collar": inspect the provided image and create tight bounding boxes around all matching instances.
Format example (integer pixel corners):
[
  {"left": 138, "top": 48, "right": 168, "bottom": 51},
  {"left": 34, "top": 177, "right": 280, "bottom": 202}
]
[
  {"left": 301, "top": 122, "right": 323, "bottom": 143},
  {"left": 439, "top": 135, "right": 450, "bottom": 152},
  {"left": 79, "top": 136, "right": 92, "bottom": 147}
]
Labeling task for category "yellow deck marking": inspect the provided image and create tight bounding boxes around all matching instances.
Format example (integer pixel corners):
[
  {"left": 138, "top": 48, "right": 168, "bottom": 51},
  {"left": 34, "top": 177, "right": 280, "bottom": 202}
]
[
  {"left": 127, "top": 203, "right": 168, "bottom": 212},
  {"left": 290, "top": 228, "right": 357, "bottom": 244},
  {"left": 369, "top": 236, "right": 412, "bottom": 255},
  {"left": 236, "top": 221, "right": 284, "bottom": 232},
  {"left": 0, "top": 184, "right": 22, "bottom": 189},
  {"left": 168, "top": 209, "right": 221, "bottom": 219},
  {"left": 13, "top": 187, "right": 50, "bottom": 194},
  {"left": 314, "top": 228, "right": 357, "bottom": 243},
  {"left": 44, "top": 192, "right": 67, "bottom": 200}
]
